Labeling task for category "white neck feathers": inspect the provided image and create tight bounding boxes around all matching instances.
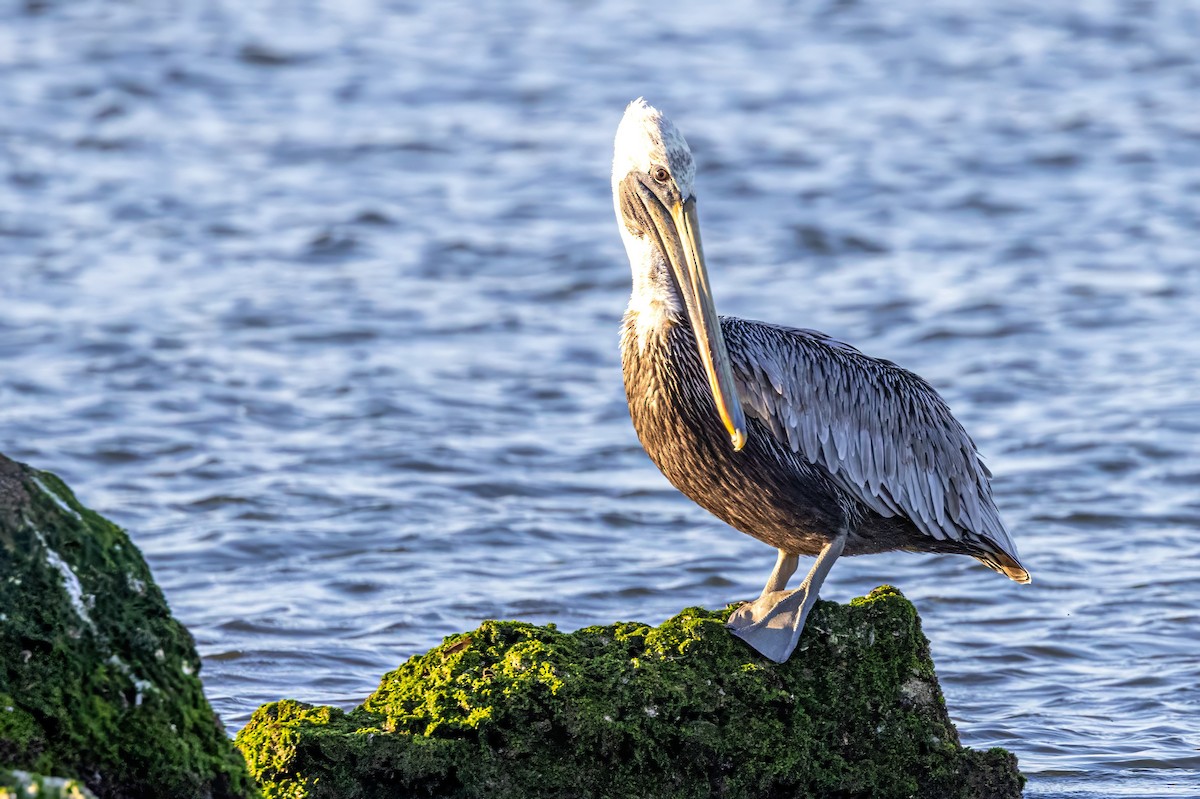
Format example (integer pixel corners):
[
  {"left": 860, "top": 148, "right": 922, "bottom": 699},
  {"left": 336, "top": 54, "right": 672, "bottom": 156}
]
[{"left": 621, "top": 229, "right": 681, "bottom": 352}]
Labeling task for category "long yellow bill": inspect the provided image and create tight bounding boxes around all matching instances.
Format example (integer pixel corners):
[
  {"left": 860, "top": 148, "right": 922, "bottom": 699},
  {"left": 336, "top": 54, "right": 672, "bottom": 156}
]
[{"left": 631, "top": 177, "right": 748, "bottom": 451}]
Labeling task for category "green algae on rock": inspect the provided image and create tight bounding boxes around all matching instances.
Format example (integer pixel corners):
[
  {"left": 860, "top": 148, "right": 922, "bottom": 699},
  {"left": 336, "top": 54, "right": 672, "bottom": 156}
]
[
  {"left": 237, "top": 586, "right": 1023, "bottom": 799},
  {"left": 0, "top": 454, "right": 257, "bottom": 799}
]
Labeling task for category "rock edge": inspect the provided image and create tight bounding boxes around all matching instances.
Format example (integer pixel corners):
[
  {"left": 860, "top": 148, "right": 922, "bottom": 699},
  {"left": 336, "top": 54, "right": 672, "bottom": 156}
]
[{"left": 0, "top": 454, "right": 257, "bottom": 799}]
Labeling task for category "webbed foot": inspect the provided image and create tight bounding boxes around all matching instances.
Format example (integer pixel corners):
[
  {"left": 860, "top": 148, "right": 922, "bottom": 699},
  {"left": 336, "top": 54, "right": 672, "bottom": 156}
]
[
  {"left": 725, "top": 533, "right": 847, "bottom": 663},
  {"left": 726, "top": 586, "right": 817, "bottom": 663}
]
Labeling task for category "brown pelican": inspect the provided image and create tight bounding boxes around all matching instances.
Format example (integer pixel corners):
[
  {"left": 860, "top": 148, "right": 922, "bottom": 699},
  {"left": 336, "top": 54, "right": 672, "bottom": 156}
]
[{"left": 613, "top": 99, "right": 1030, "bottom": 663}]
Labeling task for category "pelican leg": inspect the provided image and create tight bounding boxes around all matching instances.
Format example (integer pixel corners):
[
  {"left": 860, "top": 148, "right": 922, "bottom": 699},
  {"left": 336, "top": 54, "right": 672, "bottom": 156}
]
[
  {"left": 761, "top": 548, "right": 799, "bottom": 595},
  {"left": 726, "top": 532, "right": 847, "bottom": 663}
]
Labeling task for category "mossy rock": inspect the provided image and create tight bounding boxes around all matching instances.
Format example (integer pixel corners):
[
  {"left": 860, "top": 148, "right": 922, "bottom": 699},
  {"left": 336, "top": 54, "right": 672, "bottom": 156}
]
[
  {"left": 0, "top": 454, "right": 257, "bottom": 798},
  {"left": 236, "top": 587, "right": 1023, "bottom": 798}
]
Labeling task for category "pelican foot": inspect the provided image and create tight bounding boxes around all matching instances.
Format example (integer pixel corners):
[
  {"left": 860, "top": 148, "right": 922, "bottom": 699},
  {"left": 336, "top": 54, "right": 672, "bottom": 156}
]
[{"left": 726, "top": 586, "right": 817, "bottom": 663}]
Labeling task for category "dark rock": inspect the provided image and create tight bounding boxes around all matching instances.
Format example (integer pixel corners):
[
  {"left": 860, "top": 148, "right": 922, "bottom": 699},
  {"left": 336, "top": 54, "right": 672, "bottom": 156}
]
[{"left": 0, "top": 454, "right": 257, "bottom": 799}]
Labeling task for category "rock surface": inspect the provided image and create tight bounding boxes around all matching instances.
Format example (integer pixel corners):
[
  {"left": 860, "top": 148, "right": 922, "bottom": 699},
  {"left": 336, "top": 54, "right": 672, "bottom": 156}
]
[
  {"left": 237, "top": 586, "right": 1023, "bottom": 799},
  {"left": 1, "top": 770, "right": 98, "bottom": 799},
  {"left": 0, "top": 454, "right": 257, "bottom": 799}
]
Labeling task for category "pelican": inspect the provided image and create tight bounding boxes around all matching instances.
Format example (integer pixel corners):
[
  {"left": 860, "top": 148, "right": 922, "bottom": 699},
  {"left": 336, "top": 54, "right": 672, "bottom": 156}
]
[{"left": 613, "top": 99, "right": 1029, "bottom": 663}]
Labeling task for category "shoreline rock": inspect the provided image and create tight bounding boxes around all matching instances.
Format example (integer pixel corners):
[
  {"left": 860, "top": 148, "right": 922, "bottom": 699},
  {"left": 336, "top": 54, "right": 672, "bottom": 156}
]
[
  {"left": 0, "top": 454, "right": 256, "bottom": 799},
  {"left": 236, "top": 587, "right": 1023, "bottom": 799}
]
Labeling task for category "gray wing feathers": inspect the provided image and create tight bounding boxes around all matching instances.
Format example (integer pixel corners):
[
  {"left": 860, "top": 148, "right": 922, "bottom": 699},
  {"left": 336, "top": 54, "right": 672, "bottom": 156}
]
[{"left": 726, "top": 319, "right": 1018, "bottom": 558}]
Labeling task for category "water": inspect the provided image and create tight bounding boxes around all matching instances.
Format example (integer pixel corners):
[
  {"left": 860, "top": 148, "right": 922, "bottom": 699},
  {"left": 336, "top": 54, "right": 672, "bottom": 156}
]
[{"left": 2, "top": 1, "right": 1199, "bottom": 795}]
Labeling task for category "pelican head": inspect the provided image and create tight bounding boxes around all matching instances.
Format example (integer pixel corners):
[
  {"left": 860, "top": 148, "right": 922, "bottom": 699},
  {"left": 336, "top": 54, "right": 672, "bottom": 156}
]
[{"left": 612, "top": 98, "right": 748, "bottom": 451}]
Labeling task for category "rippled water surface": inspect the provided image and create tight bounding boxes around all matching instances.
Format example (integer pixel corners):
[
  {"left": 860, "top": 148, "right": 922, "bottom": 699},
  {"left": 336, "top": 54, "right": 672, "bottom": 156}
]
[{"left": 3, "top": 1, "right": 1200, "bottom": 795}]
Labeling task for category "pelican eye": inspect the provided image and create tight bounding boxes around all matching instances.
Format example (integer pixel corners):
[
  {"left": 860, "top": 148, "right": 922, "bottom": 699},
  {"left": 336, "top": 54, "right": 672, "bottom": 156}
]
[{"left": 651, "top": 166, "right": 670, "bottom": 183}]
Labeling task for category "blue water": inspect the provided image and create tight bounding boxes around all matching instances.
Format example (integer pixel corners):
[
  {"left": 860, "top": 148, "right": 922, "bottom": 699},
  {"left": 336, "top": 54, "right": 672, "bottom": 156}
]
[{"left": 3, "top": 1, "right": 1200, "bottom": 795}]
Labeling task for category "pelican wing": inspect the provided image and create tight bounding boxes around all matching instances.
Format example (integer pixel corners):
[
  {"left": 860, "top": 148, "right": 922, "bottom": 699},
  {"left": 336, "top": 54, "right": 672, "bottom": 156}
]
[{"left": 723, "top": 318, "right": 1019, "bottom": 559}]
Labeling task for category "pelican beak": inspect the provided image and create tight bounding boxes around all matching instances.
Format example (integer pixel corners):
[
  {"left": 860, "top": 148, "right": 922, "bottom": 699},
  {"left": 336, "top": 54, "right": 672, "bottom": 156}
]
[{"left": 625, "top": 176, "right": 748, "bottom": 451}]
